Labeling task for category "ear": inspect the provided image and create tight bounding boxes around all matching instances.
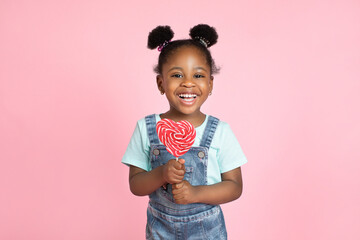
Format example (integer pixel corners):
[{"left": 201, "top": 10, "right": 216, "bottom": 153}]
[
  {"left": 156, "top": 74, "right": 164, "bottom": 93},
  {"left": 209, "top": 75, "right": 214, "bottom": 93}
]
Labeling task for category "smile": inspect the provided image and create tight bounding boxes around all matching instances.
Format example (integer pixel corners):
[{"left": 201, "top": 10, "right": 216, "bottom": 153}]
[{"left": 177, "top": 93, "right": 198, "bottom": 105}]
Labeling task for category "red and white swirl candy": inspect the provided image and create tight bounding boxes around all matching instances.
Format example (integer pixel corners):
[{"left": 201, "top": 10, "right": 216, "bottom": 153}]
[{"left": 156, "top": 118, "right": 196, "bottom": 159}]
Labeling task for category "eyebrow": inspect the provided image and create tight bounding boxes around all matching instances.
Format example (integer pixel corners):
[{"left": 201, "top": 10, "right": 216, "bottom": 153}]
[
  {"left": 167, "top": 67, "right": 183, "bottom": 73},
  {"left": 194, "top": 67, "right": 208, "bottom": 72},
  {"left": 167, "top": 66, "right": 208, "bottom": 73}
]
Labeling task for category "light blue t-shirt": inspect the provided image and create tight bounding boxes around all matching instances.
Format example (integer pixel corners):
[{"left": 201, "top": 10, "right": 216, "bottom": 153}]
[{"left": 122, "top": 114, "right": 248, "bottom": 185}]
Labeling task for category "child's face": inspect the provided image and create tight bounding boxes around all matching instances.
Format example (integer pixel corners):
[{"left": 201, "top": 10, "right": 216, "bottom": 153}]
[{"left": 157, "top": 46, "right": 213, "bottom": 117}]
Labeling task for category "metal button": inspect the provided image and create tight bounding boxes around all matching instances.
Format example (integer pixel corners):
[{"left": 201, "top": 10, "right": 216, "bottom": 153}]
[
  {"left": 198, "top": 151, "right": 205, "bottom": 158},
  {"left": 153, "top": 149, "right": 160, "bottom": 156}
]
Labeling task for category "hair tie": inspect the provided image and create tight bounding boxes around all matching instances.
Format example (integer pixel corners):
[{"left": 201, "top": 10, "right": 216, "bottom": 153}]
[
  {"left": 194, "top": 36, "right": 210, "bottom": 48},
  {"left": 157, "top": 40, "right": 171, "bottom": 52}
]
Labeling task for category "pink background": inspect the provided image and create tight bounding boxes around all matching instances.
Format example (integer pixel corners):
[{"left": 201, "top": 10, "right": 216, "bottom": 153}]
[{"left": 1, "top": 0, "right": 359, "bottom": 239}]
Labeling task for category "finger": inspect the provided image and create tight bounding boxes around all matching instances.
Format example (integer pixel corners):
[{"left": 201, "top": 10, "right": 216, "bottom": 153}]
[
  {"left": 175, "top": 182, "right": 184, "bottom": 189},
  {"left": 182, "top": 180, "right": 189, "bottom": 185},
  {"left": 178, "top": 158, "right": 185, "bottom": 165},
  {"left": 168, "top": 174, "right": 184, "bottom": 184},
  {"left": 178, "top": 163, "right": 185, "bottom": 171},
  {"left": 174, "top": 197, "right": 186, "bottom": 205},
  {"left": 172, "top": 168, "right": 185, "bottom": 176},
  {"left": 167, "top": 159, "right": 178, "bottom": 167},
  {"left": 172, "top": 182, "right": 182, "bottom": 190},
  {"left": 169, "top": 175, "right": 184, "bottom": 184},
  {"left": 172, "top": 187, "right": 182, "bottom": 195},
  {"left": 173, "top": 176, "right": 185, "bottom": 183},
  {"left": 174, "top": 161, "right": 185, "bottom": 170},
  {"left": 173, "top": 192, "right": 184, "bottom": 200}
]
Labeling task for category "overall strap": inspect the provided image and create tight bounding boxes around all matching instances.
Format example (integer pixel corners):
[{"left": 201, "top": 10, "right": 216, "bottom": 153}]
[
  {"left": 199, "top": 115, "right": 220, "bottom": 149},
  {"left": 145, "top": 114, "right": 160, "bottom": 145}
]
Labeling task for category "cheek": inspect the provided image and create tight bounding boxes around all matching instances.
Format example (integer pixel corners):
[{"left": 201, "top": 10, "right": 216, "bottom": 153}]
[
  {"left": 200, "top": 81, "right": 211, "bottom": 91},
  {"left": 163, "top": 82, "right": 178, "bottom": 93}
]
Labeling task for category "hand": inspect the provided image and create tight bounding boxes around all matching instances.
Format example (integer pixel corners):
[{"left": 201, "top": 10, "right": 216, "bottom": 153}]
[
  {"left": 172, "top": 180, "right": 198, "bottom": 205},
  {"left": 162, "top": 158, "right": 185, "bottom": 184}
]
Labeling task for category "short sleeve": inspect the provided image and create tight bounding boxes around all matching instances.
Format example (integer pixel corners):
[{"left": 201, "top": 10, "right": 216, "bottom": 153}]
[
  {"left": 217, "top": 122, "right": 248, "bottom": 173},
  {"left": 121, "top": 120, "right": 151, "bottom": 171}
]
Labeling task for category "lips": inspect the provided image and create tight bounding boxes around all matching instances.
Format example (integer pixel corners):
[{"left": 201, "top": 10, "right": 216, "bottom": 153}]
[
  {"left": 178, "top": 93, "right": 197, "bottom": 99},
  {"left": 177, "top": 93, "right": 198, "bottom": 105}
]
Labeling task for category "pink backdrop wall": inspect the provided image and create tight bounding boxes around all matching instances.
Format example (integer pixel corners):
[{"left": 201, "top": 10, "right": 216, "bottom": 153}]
[{"left": 1, "top": 0, "right": 359, "bottom": 239}]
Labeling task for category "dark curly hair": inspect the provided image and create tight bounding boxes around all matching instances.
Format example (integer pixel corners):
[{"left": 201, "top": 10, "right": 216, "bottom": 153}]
[{"left": 147, "top": 24, "right": 220, "bottom": 75}]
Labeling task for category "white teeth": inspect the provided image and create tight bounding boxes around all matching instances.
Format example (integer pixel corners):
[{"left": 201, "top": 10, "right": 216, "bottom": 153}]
[{"left": 178, "top": 94, "right": 197, "bottom": 98}]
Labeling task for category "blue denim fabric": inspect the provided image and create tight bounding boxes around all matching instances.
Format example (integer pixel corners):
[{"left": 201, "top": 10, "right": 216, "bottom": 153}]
[{"left": 145, "top": 114, "right": 227, "bottom": 240}]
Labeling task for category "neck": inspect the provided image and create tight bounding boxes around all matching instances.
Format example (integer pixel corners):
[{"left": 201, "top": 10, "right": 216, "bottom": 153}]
[{"left": 160, "top": 110, "right": 206, "bottom": 128}]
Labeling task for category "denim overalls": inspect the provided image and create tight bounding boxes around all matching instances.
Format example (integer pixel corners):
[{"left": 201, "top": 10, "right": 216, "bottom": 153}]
[{"left": 145, "top": 114, "right": 227, "bottom": 240}]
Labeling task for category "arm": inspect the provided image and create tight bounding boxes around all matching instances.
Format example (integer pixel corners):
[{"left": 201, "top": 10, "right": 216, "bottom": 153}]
[
  {"left": 172, "top": 167, "right": 243, "bottom": 205},
  {"left": 129, "top": 159, "right": 186, "bottom": 196}
]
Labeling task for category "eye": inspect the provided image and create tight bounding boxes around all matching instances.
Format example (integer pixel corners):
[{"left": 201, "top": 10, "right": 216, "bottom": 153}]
[
  {"left": 171, "top": 73, "right": 183, "bottom": 78},
  {"left": 194, "top": 74, "right": 204, "bottom": 78}
]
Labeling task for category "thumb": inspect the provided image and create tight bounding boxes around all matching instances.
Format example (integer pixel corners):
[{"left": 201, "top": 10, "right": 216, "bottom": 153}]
[{"left": 178, "top": 158, "right": 185, "bottom": 165}]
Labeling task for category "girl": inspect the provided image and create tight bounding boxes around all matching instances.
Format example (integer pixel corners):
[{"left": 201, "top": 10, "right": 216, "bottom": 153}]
[{"left": 122, "top": 24, "right": 248, "bottom": 240}]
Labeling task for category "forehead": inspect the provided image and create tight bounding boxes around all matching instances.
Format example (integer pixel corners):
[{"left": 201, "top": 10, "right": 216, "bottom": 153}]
[{"left": 165, "top": 46, "right": 208, "bottom": 68}]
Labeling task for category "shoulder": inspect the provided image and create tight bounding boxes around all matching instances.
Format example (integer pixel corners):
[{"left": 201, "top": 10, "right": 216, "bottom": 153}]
[
  {"left": 136, "top": 116, "right": 147, "bottom": 131},
  {"left": 213, "top": 117, "right": 233, "bottom": 136},
  {"left": 136, "top": 114, "right": 155, "bottom": 130},
  {"left": 210, "top": 117, "right": 237, "bottom": 147},
  {"left": 127, "top": 115, "right": 149, "bottom": 140}
]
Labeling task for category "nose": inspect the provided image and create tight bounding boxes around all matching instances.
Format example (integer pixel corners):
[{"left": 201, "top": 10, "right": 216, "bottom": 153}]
[{"left": 181, "top": 76, "right": 195, "bottom": 88}]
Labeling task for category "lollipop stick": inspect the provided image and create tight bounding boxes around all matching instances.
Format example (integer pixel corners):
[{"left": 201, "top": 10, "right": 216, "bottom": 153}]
[{"left": 176, "top": 157, "right": 178, "bottom": 161}]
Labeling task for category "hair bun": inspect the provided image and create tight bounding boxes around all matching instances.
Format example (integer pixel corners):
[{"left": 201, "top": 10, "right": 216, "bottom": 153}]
[
  {"left": 189, "top": 24, "right": 218, "bottom": 48},
  {"left": 147, "top": 26, "right": 174, "bottom": 50}
]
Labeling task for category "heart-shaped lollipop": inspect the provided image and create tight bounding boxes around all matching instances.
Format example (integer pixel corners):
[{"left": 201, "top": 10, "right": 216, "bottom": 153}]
[{"left": 156, "top": 118, "right": 196, "bottom": 159}]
